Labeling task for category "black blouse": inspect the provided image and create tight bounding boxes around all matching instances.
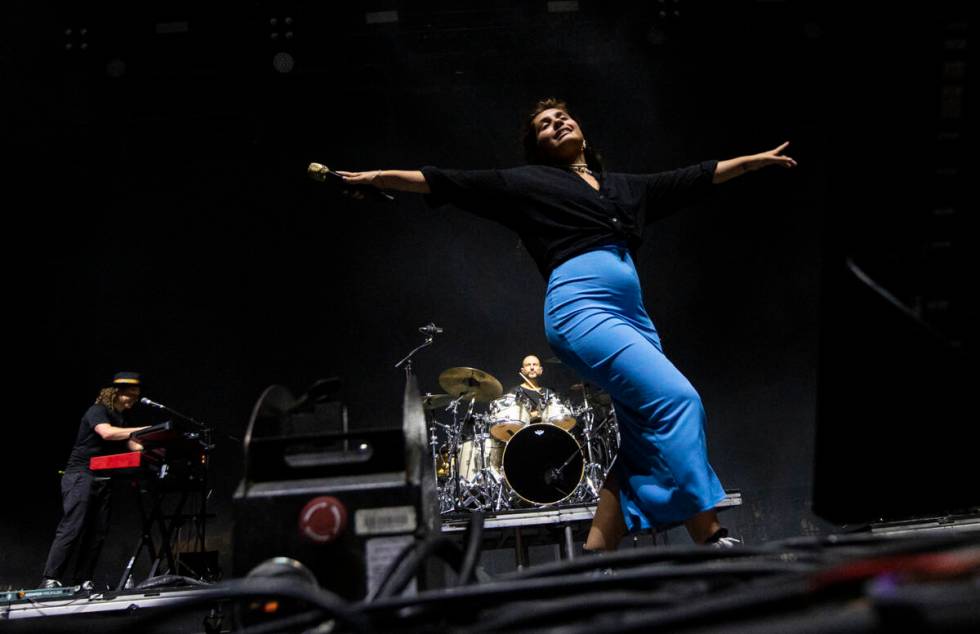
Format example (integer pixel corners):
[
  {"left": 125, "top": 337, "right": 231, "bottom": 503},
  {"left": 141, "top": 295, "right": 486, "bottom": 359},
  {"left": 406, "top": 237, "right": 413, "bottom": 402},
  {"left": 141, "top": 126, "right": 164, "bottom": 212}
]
[{"left": 421, "top": 161, "right": 718, "bottom": 278}]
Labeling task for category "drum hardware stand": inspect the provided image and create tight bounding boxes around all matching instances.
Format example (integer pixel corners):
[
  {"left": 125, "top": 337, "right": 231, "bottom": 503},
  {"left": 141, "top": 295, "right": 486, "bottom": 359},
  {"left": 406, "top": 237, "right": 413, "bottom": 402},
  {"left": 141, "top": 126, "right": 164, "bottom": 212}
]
[
  {"left": 442, "top": 393, "right": 498, "bottom": 513},
  {"left": 428, "top": 422, "right": 455, "bottom": 514},
  {"left": 572, "top": 385, "right": 619, "bottom": 504},
  {"left": 459, "top": 411, "right": 501, "bottom": 512},
  {"left": 592, "top": 406, "right": 620, "bottom": 482},
  {"left": 433, "top": 395, "right": 468, "bottom": 515},
  {"left": 447, "top": 395, "right": 470, "bottom": 511},
  {"left": 492, "top": 462, "right": 514, "bottom": 512},
  {"left": 577, "top": 404, "right": 604, "bottom": 501},
  {"left": 493, "top": 482, "right": 510, "bottom": 512},
  {"left": 586, "top": 427, "right": 619, "bottom": 504}
]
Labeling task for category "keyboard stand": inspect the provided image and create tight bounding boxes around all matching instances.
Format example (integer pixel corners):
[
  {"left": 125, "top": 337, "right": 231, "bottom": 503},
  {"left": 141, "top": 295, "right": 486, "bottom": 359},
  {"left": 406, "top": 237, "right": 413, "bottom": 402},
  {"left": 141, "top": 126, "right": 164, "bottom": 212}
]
[{"left": 116, "top": 485, "right": 191, "bottom": 591}]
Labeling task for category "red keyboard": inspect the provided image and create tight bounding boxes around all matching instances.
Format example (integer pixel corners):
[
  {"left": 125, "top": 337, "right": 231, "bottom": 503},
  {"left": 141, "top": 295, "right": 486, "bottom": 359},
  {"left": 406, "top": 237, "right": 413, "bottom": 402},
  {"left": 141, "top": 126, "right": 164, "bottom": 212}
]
[
  {"left": 90, "top": 451, "right": 144, "bottom": 472},
  {"left": 89, "top": 422, "right": 207, "bottom": 488}
]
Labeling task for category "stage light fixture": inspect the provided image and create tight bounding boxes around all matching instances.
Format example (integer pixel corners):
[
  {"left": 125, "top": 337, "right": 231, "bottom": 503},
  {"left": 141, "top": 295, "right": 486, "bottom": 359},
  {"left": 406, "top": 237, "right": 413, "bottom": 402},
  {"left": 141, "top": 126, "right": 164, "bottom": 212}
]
[
  {"left": 547, "top": 1, "right": 579, "bottom": 12},
  {"left": 106, "top": 58, "right": 126, "bottom": 78},
  {"left": 365, "top": 11, "right": 399, "bottom": 24},
  {"left": 272, "top": 51, "right": 295, "bottom": 74},
  {"left": 269, "top": 16, "right": 294, "bottom": 41},
  {"left": 268, "top": 16, "right": 296, "bottom": 73},
  {"left": 656, "top": 0, "right": 682, "bottom": 20},
  {"left": 63, "top": 26, "right": 89, "bottom": 52}
]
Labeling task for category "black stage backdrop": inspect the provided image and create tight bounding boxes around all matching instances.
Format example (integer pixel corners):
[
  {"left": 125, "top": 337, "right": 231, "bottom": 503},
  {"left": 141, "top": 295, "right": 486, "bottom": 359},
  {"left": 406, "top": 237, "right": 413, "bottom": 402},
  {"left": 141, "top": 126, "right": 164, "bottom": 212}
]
[{"left": 2, "top": 1, "right": 969, "bottom": 588}]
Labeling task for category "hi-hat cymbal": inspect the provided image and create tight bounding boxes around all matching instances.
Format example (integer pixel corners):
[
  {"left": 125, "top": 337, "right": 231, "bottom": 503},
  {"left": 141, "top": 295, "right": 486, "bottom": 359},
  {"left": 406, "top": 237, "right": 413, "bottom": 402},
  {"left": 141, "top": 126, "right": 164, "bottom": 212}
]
[
  {"left": 422, "top": 393, "right": 454, "bottom": 410},
  {"left": 438, "top": 367, "right": 503, "bottom": 402}
]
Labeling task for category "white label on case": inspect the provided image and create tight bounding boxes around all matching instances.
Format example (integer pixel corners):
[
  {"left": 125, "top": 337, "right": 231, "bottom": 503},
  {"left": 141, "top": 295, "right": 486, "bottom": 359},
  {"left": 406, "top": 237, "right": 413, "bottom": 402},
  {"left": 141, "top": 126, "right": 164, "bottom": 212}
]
[{"left": 355, "top": 505, "right": 417, "bottom": 535}]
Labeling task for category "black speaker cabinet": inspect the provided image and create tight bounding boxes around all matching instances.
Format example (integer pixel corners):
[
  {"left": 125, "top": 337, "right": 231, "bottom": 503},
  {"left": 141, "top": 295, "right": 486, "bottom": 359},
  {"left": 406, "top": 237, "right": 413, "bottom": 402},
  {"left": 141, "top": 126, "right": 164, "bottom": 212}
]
[{"left": 234, "top": 385, "right": 425, "bottom": 600}]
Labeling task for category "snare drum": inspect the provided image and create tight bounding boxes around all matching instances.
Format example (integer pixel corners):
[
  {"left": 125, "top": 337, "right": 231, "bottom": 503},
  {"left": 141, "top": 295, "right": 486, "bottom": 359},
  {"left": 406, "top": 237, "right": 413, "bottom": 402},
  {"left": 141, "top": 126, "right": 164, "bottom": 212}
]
[{"left": 488, "top": 394, "right": 531, "bottom": 442}]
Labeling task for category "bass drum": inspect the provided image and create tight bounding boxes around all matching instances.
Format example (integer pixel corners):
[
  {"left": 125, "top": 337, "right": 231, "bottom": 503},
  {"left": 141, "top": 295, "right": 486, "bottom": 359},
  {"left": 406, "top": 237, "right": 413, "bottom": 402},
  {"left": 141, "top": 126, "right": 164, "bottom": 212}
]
[{"left": 502, "top": 424, "right": 584, "bottom": 505}]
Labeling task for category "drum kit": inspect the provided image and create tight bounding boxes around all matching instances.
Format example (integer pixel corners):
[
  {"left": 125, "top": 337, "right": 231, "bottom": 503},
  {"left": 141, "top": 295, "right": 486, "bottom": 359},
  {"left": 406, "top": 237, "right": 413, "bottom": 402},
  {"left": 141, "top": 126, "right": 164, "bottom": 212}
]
[{"left": 426, "top": 366, "right": 620, "bottom": 514}]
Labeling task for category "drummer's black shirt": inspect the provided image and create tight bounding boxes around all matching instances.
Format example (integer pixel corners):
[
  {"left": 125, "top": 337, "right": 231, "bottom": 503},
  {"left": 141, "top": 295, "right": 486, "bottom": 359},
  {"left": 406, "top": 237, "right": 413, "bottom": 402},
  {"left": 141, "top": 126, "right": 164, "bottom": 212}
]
[
  {"left": 66, "top": 404, "right": 128, "bottom": 471},
  {"left": 421, "top": 161, "right": 718, "bottom": 278}
]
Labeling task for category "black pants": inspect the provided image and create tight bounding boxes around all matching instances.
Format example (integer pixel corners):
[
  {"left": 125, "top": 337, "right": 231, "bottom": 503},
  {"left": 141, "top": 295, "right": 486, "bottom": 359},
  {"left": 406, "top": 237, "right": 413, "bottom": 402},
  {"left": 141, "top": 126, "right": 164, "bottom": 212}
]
[{"left": 42, "top": 470, "right": 112, "bottom": 583}]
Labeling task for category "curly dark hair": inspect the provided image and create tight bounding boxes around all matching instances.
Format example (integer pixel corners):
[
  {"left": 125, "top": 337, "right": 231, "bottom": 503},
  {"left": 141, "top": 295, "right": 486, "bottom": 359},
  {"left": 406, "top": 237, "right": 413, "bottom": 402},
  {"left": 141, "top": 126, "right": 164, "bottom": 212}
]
[
  {"left": 521, "top": 97, "right": 604, "bottom": 173},
  {"left": 95, "top": 387, "right": 119, "bottom": 411}
]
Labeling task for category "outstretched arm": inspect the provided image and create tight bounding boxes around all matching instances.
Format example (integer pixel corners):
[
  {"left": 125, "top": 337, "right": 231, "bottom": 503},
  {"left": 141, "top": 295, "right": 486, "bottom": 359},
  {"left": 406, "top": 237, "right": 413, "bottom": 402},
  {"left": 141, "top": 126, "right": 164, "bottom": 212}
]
[
  {"left": 712, "top": 142, "right": 797, "bottom": 184},
  {"left": 336, "top": 170, "right": 431, "bottom": 193}
]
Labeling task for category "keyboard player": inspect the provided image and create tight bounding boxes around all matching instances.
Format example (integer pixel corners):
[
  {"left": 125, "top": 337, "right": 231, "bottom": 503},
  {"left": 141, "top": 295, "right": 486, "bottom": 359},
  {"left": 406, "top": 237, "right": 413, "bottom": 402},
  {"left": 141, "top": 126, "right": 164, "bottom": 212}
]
[{"left": 39, "top": 371, "right": 150, "bottom": 590}]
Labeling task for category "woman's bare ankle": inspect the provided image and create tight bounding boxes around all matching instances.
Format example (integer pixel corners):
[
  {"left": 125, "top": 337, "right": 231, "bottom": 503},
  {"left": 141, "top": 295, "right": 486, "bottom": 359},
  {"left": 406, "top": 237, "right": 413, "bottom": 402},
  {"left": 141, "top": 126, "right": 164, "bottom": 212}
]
[{"left": 585, "top": 525, "right": 625, "bottom": 552}]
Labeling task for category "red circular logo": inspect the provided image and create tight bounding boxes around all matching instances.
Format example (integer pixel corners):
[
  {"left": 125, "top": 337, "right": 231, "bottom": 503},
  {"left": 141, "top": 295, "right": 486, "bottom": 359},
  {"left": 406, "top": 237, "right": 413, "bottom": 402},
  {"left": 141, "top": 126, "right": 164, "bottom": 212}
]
[{"left": 298, "top": 496, "right": 348, "bottom": 543}]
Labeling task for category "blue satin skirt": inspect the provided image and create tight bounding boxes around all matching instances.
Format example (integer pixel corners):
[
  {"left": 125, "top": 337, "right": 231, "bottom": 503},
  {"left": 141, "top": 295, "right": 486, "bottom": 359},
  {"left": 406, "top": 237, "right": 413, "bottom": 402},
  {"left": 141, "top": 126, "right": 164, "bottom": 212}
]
[{"left": 544, "top": 244, "right": 726, "bottom": 530}]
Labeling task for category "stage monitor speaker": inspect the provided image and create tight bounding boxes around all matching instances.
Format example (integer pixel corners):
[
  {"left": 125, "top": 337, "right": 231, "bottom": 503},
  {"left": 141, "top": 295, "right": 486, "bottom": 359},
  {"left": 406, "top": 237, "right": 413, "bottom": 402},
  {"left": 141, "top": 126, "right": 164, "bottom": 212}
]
[
  {"left": 233, "top": 383, "right": 428, "bottom": 601},
  {"left": 813, "top": 257, "right": 974, "bottom": 526}
]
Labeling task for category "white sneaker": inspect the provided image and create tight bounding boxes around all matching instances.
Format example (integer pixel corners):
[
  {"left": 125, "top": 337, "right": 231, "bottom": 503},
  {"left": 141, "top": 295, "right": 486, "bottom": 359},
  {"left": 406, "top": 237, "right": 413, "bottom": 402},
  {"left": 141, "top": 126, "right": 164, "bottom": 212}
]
[{"left": 711, "top": 536, "right": 742, "bottom": 549}]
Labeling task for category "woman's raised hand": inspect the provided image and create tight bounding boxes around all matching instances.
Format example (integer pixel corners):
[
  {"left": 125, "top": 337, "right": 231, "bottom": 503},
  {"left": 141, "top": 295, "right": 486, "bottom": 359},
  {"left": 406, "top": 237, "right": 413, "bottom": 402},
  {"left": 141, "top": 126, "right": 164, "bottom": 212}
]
[
  {"left": 712, "top": 142, "right": 798, "bottom": 183},
  {"left": 754, "top": 142, "right": 797, "bottom": 169}
]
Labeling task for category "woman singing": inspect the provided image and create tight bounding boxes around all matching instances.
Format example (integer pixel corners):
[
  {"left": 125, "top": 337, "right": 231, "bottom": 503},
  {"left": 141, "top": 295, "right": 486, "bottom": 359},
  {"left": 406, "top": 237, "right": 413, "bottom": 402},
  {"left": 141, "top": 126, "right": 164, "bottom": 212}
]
[{"left": 338, "top": 98, "right": 796, "bottom": 550}]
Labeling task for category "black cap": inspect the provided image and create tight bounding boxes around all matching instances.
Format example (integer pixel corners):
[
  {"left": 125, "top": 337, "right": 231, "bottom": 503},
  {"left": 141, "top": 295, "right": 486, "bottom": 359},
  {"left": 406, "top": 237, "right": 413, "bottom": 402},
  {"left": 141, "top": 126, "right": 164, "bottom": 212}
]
[{"left": 110, "top": 371, "right": 141, "bottom": 387}]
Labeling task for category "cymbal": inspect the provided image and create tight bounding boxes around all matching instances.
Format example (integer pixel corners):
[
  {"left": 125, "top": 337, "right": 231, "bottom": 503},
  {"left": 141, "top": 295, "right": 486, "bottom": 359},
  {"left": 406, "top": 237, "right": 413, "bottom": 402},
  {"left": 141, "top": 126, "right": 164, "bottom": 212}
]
[
  {"left": 543, "top": 356, "right": 563, "bottom": 365},
  {"left": 422, "top": 393, "right": 454, "bottom": 410},
  {"left": 438, "top": 367, "right": 503, "bottom": 402}
]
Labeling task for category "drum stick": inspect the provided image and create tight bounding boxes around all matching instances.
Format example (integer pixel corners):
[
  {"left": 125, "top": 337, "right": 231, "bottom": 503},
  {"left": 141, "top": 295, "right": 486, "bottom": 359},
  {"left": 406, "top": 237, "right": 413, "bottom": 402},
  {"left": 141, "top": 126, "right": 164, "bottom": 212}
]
[{"left": 519, "top": 371, "right": 539, "bottom": 389}]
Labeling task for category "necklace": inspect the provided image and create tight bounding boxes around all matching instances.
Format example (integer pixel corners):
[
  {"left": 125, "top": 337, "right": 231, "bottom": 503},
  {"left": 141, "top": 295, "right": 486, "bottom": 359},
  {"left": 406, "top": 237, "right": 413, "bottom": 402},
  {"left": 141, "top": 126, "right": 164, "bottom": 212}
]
[{"left": 568, "top": 163, "right": 593, "bottom": 175}]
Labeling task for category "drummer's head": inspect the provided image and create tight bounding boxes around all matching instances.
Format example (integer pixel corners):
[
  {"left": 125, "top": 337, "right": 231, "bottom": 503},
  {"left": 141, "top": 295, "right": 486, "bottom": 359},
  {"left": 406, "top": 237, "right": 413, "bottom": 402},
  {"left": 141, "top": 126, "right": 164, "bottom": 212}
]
[{"left": 521, "top": 355, "right": 543, "bottom": 379}]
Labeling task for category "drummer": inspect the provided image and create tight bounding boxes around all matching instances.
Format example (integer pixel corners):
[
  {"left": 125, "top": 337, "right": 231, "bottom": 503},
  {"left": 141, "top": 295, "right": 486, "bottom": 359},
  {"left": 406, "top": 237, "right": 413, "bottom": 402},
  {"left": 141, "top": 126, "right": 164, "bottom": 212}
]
[{"left": 508, "top": 355, "right": 557, "bottom": 416}]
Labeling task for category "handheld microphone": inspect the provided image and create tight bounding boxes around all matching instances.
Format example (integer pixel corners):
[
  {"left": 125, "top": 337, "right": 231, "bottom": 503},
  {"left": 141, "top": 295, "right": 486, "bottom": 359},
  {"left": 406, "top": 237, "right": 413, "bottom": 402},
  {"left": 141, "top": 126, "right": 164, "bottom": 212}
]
[
  {"left": 139, "top": 397, "right": 166, "bottom": 409},
  {"left": 419, "top": 323, "right": 443, "bottom": 335},
  {"left": 307, "top": 163, "right": 395, "bottom": 202}
]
